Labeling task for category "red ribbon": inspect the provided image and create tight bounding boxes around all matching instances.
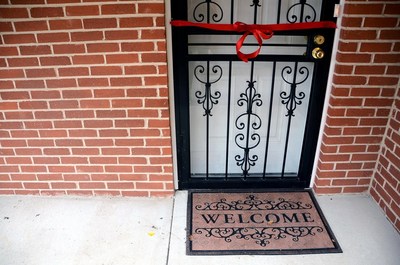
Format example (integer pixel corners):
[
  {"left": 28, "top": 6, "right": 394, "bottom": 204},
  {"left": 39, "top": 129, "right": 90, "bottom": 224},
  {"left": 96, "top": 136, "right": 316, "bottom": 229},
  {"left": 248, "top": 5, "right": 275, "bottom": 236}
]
[{"left": 171, "top": 20, "right": 336, "bottom": 62}]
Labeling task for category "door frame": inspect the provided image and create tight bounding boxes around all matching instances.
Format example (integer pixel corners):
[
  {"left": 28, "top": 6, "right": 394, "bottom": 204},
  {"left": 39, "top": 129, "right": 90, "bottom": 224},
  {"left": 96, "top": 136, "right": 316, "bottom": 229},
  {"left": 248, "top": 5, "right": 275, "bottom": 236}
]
[{"left": 165, "top": 0, "right": 341, "bottom": 190}]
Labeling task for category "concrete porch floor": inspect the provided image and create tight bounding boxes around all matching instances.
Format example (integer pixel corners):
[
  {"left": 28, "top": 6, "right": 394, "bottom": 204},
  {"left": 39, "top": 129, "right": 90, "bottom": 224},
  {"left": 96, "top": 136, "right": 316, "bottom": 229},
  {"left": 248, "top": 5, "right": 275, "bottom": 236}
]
[{"left": 0, "top": 191, "right": 399, "bottom": 265}]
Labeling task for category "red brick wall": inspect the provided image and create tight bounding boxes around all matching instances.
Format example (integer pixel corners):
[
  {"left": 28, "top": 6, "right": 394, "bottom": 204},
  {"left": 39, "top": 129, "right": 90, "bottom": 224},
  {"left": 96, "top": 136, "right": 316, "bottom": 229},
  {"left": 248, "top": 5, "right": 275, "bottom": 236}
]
[
  {"left": 0, "top": 0, "right": 174, "bottom": 196},
  {"left": 370, "top": 91, "right": 400, "bottom": 232},
  {"left": 314, "top": 1, "right": 399, "bottom": 194}
]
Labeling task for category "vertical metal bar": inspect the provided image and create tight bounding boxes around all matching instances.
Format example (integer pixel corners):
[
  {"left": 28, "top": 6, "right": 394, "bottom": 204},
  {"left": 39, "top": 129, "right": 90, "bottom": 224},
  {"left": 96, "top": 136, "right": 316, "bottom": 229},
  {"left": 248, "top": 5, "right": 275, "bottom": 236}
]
[
  {"left": 281, "top": 62, "right": 298, "bottom": 178},
  {"left": 253, "top": 1, "right": 258, "bottom": 24},
  {"left": 206, "top": 0, "right": 210, "bottom": 23},
  {"left": 300, "top": 0, "right": 305, "bottom": 22},
  {"left": 277, "top": 0, "right": 282, "bottom": 24},
  {"left": 230, "top": 0, "right": 234, "bottom": 24},
  {"left": 225, "top": 61, "right": 233, "bottom": 180},
  {"left": 262, "top": 61, "right": 276, "bottom": 179},
  {"left": 205, "top": 61, "right": 210, "bottom": 179}
]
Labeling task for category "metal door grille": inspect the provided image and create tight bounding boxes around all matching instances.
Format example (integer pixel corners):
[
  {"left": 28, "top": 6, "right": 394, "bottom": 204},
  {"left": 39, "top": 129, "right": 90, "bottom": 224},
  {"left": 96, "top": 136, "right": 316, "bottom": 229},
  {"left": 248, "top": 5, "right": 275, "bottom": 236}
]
[{"left": 172, "top": 0, "right": 338, "bottom": 189}]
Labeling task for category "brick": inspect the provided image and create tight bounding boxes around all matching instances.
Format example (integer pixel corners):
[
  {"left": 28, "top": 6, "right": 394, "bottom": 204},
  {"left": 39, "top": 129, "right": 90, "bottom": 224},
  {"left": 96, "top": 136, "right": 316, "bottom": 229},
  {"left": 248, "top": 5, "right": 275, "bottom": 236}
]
[
  {"left": 66, "top": 5, "right": 99, "bottom": 16},
  {"left": 364, "top": 17, "right": 398, "bottom": 28},
  {"left": 78, "top": 78, "right": 109, "bottom": 87},
  {"left": 68, "top": 129, "right": 96, "bottom": 137},
  {"left": 344, "top": 4, "right": 384, "bottom": 15},
  {"left": 15, "top": 80, "right": 45, "bottom": 89},
  {"left": 0, "top": 7, "right": 29, "bottom": 18},
  {"left": 46, "top": 79, "right": 77, "bottom": 88},
  {"left": 142, "top": 53, "right": 167, "bottom": 63},
  {"left": 107, "top": 182, "right": 134, "bottom": 189},
  {"left": 5, "top": 111, "right": 34, "bottom": 120},
  {"left": 72, "top": 55, "right": 104, "bottom": 65},
  {"left": 71, "top": 148, "right": 99, "bottom": 155},
  {"left": 128, "top": 110, "right": 158, "bottom": 118},
  {"left": 145, "top": 99, "right": 169, "bottom": 108},
  {"left": 40, "top": 56, "right": 71, "bottom": 66},
  {"left": 136, "top": 181, "right": 164, "bottom": 190},
  {"left": 343, "top": 186, "right": 368, "bottom": 193},
  {"left": 341, "top": 17, "right": 362, "bottom": 27},
  {"left": 39, "top": 130, "right": 68, "bottom": 138},
  {"left": 340, "top": 29, "right": 377, "bottom": 40},
  {"left": 91, "top": 174, "right": 118, "bottom": 181},
  {"left": 96, "top": 110, "right": 126, "bottom": 118},
  {"left": 30, "top": 7, "right": 64, "bottom": 17},
  {"left": 115, "top": 139, "right": 144, "bottom": 146},
  {"left": 19, "top": 101, "right": 48, "bottom": 109},
  {"left": 354, "top": 65, "right": 385, "bottom": 75},
  {"left": 58, "top": 67, "right": 90, "bottom": 77},
  {"left": 79, "top": 182, "right": 105, "bottom": 189},
  {"left": 105, "top": 30, "right": 138, "bottom": 40},
  {"left": 26, "top": 68, "right": 57, "bottom": 78},
  {"left": 0, "top": 69, "right": 24, "bottom": 79},
  {"left": 31, "top": 90, "right": 61, "bottom": 99},
  {"left": 83, "top": 120, "right": 113, "bottom": 128},
  {"left": 90, "top": 66, "right": 122, "bottom": 76},
  {"left": 6, "top": 157, "right": 32, "bottom": 164},
  {"left": 380, "top": 30, "right": 400, "bottom": 40},
  {"left": 3, "top": 34, "right": 36, "bottom": 44},
  {"left": 37, "top": 32, "right": 70, "bottom": 43},
  {"left": 7, "top": 57, "right": 39, "bottom": 67},
  {"left": 53, "top": 120, "right": 82, "bottom": 128},
  {"left": 0, "top": 22, "right": 13, "bottom": 32},
  {"left": 114, "top": 119, "right": 144, "bottom": 128},
  {"left": 338, "top": 40, "right": 358, "bottom": 52},
  {"left": 51, "top": 182, "right": 76, "bottom": 189},
  {"left": 120, "top": 17, "right": 152, "bottom": 28},
  {"left": 62, "top": 89, "right": 92, "bottom": 99},
  {"left": 336, "top": 53, "right": 371, "bottom": 64},
  {"left": 49, "top": 19, "right": 83, "bottom": 30},
  {"left": 110, "top": 77, "right": 142, "bottom": 87},
  {"left": 83, "top": 18, "right": 117, "bottom": 29},
  {"left": 101, "top": 4, "right": 135, "bottom": 14},
  {"left": 53, "top": 44, "right": 85, "bottom": 54},
  {"left": 106, "top": 54, "right": 139, "bottom": 64},
  {"left": 121, "top": 42, "right": 154, "bottom": 52},
  {"left": 14, "top": 21, "right": 48, "bottom": 31},
  {"left": 137, "top": 3, "right": 164, "bottom": 14},
  {"left": 89, "top": 157, "right": 117, "bottom": 164},
  {"left": 80, "top": 99, "right": 110, "bottom": 108},
  {"left": 86, "top": 43, "right": 119, "bottom": 53},
  {"left": 374, "top": 54, "right": 400, "bottom": 64},
  {"left": 75, "top": 166, "right": 104, "bottom": 173},
  {"left": 71, "top": 31, "right": 103, "bottom": 41},
  {"left": 332, "top": 75, "right": 367, "bottom": 85},
  {"left": 111, "top": 99, "right": 143, "bottom": 107},
  {"left": 141, "top": 29, "right": 165, "bottom": 40},
  {"left": 94, "top": 89, "right": 125, "bottom": 98},
  {"left": 368, "top": 77, "right": 399, "bottom": 86},
  {"left": 384, "top": 4, "right": 400, "bottom": 15}
]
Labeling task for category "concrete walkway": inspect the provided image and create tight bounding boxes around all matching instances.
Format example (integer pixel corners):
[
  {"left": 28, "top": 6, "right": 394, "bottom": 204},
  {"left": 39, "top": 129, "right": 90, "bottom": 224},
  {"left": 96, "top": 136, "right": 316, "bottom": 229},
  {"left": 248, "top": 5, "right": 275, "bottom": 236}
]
[{"left": 1, "top": 191, "right": 399, "bottom": 265}]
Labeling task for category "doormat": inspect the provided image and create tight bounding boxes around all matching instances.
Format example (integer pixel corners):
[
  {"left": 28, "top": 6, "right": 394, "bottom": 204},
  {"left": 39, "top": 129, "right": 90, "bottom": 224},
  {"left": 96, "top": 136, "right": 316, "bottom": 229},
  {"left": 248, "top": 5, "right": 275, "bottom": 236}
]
[{"left": 187, "top": 190, "right": 341, "bottom": 255}]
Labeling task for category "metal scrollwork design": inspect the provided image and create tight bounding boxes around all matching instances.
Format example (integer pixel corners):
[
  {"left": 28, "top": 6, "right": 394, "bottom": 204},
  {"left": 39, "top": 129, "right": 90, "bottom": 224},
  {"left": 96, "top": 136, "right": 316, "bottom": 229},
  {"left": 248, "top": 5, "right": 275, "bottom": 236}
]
[
  {"left": 193, "top": 0, "right": 223, "bottom": 23},
  {"left": 280, "top": 65, "right": 308, "bottom": 117},
  {"left": 195, "top": 195, "right": 313, "bottom": 210},
  {"left": 286, "top": 0, "right": 317, "bottom": 23},
  {"left": 194, "top": 64, "right": 223, "bottom": 116},
  {"left": 250, "top": 0, "right": 261, "bottom": 7},
  {"left": 235, "top": 80, "right": 262, "bottom": 176},
  {"left": 195, "top": 226, "right": 324, "bottom": 247}
]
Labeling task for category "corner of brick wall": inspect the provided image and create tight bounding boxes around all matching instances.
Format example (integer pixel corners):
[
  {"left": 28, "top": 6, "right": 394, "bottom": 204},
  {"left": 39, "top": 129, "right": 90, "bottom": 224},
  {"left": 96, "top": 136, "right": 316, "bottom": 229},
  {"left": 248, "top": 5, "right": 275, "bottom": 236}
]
[
  {"left": 370, "top": 89, "right": 400, "bottom": 233},
  {"left": 313, "top": 1, "right": 400, "bottom": 194},
  {"left": 0, "top": 0, "right": 174, "bottom": 197}
]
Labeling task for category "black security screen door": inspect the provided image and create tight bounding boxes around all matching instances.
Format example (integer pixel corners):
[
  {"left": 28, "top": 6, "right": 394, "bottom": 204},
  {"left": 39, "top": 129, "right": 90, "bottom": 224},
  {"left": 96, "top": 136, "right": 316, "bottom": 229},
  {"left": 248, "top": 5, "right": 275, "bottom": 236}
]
[{"left": 171, "top": 0, "right": 337, "bottom": 189}]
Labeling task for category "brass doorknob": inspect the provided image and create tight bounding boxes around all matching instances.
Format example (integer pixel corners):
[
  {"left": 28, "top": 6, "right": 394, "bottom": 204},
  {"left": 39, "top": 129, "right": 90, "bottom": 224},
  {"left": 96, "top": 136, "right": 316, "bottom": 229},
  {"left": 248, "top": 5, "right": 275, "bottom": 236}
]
[
  {"left": 314, "top": 35, "right": 325, "bottom": 45},
  {"left": 312, "top": 47, "right": 325, "bottom": 59}
]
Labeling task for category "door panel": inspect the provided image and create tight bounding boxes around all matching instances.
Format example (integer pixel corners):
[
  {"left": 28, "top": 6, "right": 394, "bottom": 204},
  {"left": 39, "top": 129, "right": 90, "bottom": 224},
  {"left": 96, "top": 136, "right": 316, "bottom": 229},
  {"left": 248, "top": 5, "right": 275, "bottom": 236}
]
[{"left": 171, "top": 0, "right": 337, "bottom": 189}]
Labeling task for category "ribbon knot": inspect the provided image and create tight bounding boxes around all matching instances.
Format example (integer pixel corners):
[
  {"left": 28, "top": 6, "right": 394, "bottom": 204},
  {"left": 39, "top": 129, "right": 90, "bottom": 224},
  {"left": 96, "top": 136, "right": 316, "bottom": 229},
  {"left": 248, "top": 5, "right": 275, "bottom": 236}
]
[{"left": 233, "top": 22, "right": 273, "bottom": 62}]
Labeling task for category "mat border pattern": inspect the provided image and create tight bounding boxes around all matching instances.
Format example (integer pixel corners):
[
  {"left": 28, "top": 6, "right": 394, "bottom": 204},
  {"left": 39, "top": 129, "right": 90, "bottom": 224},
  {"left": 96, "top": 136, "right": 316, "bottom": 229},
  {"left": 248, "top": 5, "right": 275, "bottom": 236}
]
[{"left": 187, "top": 189, "right": 342, "bottom": 255}]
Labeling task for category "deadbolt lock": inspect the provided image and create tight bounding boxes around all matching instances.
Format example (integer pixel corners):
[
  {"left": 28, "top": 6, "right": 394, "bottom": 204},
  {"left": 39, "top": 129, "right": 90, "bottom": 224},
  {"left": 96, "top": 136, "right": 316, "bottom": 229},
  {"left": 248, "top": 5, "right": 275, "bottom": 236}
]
[
  {"left": 314, "top": 35, "right": 325, "bottom": 45},
  {"left": 312, "top": 47, "right": 325, "bottom": 59}
]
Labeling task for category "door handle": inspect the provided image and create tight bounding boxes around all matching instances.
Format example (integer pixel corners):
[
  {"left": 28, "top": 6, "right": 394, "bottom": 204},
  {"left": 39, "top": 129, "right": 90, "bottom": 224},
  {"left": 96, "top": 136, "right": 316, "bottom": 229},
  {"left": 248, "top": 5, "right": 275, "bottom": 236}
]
[{"left": 312, "top": 47, "right": 325, "bottom": 59}]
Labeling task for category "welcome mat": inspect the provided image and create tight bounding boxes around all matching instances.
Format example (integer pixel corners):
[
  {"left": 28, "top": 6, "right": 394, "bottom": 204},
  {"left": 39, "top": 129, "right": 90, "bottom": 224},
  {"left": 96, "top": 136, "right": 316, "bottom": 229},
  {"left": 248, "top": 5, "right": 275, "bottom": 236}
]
[{"left": 187, "top": 190, "right": 341, "bottom": 255}]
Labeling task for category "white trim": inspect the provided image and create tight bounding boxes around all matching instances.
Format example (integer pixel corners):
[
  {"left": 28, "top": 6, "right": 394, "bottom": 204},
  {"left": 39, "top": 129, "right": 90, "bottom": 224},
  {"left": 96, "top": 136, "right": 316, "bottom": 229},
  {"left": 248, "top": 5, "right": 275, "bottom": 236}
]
[
  {"left": 164, "top": 0, "right": 179, "bottom": 190},
  {"left": 309, "top": 1, "right": 343, "bottom": 188}
]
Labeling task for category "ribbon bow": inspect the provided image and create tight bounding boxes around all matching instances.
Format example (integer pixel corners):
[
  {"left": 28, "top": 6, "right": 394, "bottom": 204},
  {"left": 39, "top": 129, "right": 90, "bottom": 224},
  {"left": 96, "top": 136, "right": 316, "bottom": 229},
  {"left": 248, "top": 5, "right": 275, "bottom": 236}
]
[{"left": 170, "top": 20, "right": 336, "bottom": 62}]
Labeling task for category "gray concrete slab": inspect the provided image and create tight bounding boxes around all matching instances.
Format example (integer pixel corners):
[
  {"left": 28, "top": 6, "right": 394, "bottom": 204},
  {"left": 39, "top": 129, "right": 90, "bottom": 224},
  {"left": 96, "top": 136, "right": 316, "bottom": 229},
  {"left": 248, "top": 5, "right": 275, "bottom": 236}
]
[
  {"left": 0, "top": 196, "right": 174, "bottom": 265},
  {"left": 168, "top": 191, "right": 400, "bottom": 265},
  {"left": 0, "top": 192, "right": 399, "bottom": 265}
]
